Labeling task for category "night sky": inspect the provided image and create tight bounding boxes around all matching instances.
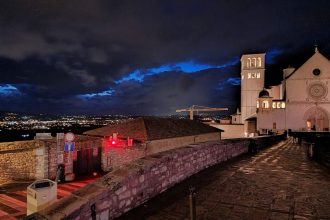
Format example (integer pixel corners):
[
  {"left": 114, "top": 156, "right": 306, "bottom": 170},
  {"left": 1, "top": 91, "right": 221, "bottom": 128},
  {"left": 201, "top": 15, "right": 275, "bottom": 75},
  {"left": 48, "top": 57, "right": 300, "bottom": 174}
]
[{"left": 0, "top": 0, "right": 329, "bottom": 115}]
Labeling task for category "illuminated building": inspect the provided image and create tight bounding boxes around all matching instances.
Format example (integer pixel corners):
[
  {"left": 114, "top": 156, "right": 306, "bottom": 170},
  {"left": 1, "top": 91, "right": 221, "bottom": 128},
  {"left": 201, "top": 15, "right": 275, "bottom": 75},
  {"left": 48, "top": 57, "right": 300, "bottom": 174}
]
[
  {"left": 257, "top": 47, "right": 330, "bottom": 133},
  {"left": 239, "top": 53, "right": 266, "bottom": 134},
  {"left": 232, "top": 46, "right": 330, "bottom": 135},
  {"left": 84, "top": 117, "right": 223, "bottom": 155}
]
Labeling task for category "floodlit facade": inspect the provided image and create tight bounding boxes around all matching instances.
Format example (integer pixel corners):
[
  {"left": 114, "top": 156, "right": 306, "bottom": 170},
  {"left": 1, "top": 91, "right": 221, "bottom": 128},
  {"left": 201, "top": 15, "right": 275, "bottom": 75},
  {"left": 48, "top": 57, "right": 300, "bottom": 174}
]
[
  {"left": 257, "top": 47, "right": 330, "bottom": 133},
  {"left": 235, "top": 47, "right": 330, "bottom": 135},
  {"left": 239, "top": 53, "right": 266, "bottom": 134}
]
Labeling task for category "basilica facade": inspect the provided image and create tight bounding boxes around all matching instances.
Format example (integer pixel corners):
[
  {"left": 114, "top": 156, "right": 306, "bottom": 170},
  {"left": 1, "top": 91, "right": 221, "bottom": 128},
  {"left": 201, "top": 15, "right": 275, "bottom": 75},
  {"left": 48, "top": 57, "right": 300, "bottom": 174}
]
[{"left": 237, "top": 47, "right": 330, "bottom": 135}]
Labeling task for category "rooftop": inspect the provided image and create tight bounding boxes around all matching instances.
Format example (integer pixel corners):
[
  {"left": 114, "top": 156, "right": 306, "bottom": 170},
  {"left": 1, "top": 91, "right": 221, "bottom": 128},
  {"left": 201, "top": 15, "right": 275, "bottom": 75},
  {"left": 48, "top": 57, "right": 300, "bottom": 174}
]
[{"left": 84, "top": 117, "right": 222, "bottom": 141}]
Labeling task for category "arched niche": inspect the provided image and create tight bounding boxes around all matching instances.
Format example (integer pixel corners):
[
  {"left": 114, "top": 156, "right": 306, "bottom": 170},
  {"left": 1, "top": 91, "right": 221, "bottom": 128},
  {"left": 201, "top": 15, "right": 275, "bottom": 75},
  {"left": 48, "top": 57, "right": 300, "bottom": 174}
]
[{"left": 303, "top": 106, "right": 330, "bottom": 131}]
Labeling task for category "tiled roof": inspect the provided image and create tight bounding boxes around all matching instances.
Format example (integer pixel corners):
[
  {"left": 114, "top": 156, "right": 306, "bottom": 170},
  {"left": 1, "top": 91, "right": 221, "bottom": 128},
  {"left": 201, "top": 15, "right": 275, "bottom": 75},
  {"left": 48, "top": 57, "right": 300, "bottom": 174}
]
[{"left": 84, "top": 117, "right": 222, "bottom": 141}]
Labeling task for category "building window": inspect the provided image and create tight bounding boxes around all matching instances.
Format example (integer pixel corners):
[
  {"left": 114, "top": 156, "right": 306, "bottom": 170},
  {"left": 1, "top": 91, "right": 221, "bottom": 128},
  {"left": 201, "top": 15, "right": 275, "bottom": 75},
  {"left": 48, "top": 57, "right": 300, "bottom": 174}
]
[
  {"left": 247, "top": 72, "right": 261, "bottom": 79},
  {"left": 272, "top": 102, "right": 276, "bottom": 108},
  {"left": 277, "top": 102, "right": 281, "bottom": 108},
  {"left": 251, "top": 57, "right": 257, "bottom": 67},
  {"left": 281, "top": 102, "right": 286, "bottom": 108},
  {"left": 241, "top": 75, "right": 244, "bottom": 80},
  {"left": 247, "top": 58, "right": 251, "bottom": 68},
  {"left": 258, "top": 57, "right": 262, "bottom": 67},
  {"left": 273, "top": 122, "right": 276, "bottom": 129},
  {"left": 257, "top": 101, "right": 259, "bottom": 108},
  {"left": 262, "top": 100, "right": 269, "bottom": 108}
]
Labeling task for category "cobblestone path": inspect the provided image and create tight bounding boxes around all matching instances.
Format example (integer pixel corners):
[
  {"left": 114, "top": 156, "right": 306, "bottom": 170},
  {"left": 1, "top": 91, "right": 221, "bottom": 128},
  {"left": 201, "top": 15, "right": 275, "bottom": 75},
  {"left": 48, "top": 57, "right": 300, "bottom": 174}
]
[{"left": 118, "top": 139, "right": 330, "bottom": 220}]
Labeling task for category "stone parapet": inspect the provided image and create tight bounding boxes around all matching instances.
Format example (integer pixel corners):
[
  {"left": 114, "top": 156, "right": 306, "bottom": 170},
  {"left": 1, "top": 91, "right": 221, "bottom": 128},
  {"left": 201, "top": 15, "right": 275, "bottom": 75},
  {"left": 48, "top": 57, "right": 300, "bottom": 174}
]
[
  {"left": 27, "top": 135, "right": 285, "bottom": 220},
  {"left": 0, "top": 140, "right": 44, "bottom": 152}
]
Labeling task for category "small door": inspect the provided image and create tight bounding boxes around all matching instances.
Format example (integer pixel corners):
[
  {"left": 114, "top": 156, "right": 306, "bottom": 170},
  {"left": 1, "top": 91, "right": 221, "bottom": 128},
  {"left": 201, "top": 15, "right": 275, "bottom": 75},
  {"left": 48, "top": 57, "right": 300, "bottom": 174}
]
[{"left": 73, "top": 147, "right": 101, "bottom": 177}]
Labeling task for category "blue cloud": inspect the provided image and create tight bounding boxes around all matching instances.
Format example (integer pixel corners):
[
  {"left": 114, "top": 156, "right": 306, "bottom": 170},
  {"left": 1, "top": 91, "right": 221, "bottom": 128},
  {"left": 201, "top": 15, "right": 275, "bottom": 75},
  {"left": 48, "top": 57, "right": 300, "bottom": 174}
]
[
  {"left": 0, "top": 84, "right": 22, "bottom": 97},
  {"left": 266, "top": 48, "right": 284, "bottom": 64},
  {"left": 114, "top": 70, "right": 144, "bottom": 84},
  {"left": 217, "top": 77, "right": 241, "bottom": 90},
  {"left": 227, "top": 77, "right": 241, "bottom": 86},
  {"left": 115, "top": 58, "right": 239, "bottom": 84},
  {"left": 78, "top": 88, "right": 115, "bottom": 99}
]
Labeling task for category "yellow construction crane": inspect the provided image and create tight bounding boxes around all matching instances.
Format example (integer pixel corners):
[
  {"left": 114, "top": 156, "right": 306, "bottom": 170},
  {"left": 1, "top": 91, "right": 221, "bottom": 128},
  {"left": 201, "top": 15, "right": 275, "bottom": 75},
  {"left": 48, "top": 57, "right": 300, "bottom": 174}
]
[{"left": 176, "top": 105, "right": 228, "bottom": 120}]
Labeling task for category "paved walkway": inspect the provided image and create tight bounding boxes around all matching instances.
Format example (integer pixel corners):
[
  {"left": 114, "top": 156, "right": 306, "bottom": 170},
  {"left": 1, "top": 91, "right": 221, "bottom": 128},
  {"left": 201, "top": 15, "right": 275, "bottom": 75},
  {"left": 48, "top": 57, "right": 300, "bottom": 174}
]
[
  {"left": 0, "top": 176, "right": 100, "bottom": 219},
  {"left": 118, "top": 139, "right": 330, "bottom": 220}
]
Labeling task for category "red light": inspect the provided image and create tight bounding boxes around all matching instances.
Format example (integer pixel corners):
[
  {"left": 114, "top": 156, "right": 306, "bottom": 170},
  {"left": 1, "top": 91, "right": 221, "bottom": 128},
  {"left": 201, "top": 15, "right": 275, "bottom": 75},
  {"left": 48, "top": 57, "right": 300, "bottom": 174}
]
[{"left": 111, "top": 140, "right": 116, "bottom": 145}]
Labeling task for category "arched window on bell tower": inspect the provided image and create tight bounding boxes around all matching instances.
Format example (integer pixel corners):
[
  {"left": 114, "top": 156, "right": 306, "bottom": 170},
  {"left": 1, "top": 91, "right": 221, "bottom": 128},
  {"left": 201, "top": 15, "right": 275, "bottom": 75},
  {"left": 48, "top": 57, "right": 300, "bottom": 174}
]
[
  {"left": 258, "top": 57, "right": 262, "bottom": 67},
  {"left": 251, "top": 58, "right": 257, "bottom": 67},
  {"left": 247, "top": 58, "right": 251, "bottom": 68}
]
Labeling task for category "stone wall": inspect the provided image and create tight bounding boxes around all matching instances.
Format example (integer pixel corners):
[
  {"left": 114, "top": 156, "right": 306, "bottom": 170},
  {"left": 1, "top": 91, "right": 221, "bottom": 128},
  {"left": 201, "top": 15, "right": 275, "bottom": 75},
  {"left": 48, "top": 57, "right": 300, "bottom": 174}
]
[
  {"left": 28, "top": 135, "right": 285, "bottom": 220},
  {"left": 0, "top": 136, "right": 105, "bottom": 185},
  {"left": 0, "top": 140, "right": 45, "bottom": 185},
  {"left": 146, "top": 132, "right": 220, "bottom": 155},
  {"left": 301, "top": 136, "right": 330, "bottom": 168},
  {"left": 106, "top": 145, "right": 146, "bottom": 170},
  {"left": 209, "top": 124, "right": 245, "bottom": 139},
  {"left": 42, "top": 137, "right": 103, "bottom": 179},
  {"left": 101, "top": 132, "right": 220, "bottom": 171}
]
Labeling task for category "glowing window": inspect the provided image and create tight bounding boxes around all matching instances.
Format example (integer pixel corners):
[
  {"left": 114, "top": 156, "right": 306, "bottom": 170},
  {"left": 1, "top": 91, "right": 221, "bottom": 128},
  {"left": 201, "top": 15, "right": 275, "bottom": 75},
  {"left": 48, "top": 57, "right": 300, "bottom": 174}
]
[
  {"left": 257, "top": 73, "right": 260, "bottom": 78},
  {"left": 257, "top": 101, "right": 259, "bottom": 108},
  {"left": 277, "top": 102, "right": 281, "bottom": 108},
  {"left": 247, "top": 58, "right": 251, "bottom": 68},
  {"left": 272, "top": 102, "right": 276, "bottom": 108},
  {"left": 251, "top": 58, "right": 257, "bottom": 67},
  {"left": 248, "top": 73, "right": 251, "bottom": 79},
  {"left": 262, "top": 101, "right": 269, "bottom": 108},
  {"left": 281, "top": 102, "right": 286, "bottom": 108},
  {"left": 241, "top": 75, "right": 244, "bottom": 80},
  {"left": 258, "top": 57, "right": 262, "bottom": 67}
]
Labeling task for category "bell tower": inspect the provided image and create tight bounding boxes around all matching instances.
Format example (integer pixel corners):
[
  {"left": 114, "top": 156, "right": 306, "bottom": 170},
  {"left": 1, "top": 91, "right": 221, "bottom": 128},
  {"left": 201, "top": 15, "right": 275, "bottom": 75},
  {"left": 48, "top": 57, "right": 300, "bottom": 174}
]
[{"left": 240, "top": 53, "right": 265, "bottom": 133}]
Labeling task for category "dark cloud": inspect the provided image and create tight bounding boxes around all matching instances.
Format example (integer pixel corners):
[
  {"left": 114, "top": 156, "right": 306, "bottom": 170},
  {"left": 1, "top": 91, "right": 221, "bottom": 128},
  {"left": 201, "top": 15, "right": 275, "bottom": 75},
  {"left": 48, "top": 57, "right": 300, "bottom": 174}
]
[{"left": 0, "top": 0, "right": 329, "bottom": 115}]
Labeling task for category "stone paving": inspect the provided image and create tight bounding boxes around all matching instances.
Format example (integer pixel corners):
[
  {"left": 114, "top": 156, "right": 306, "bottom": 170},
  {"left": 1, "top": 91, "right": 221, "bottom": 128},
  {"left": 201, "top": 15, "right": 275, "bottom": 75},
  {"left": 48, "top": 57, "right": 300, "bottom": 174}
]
[{"left": 118, "top": 139, "right": 330, "bottom": 220}]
